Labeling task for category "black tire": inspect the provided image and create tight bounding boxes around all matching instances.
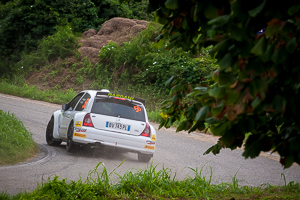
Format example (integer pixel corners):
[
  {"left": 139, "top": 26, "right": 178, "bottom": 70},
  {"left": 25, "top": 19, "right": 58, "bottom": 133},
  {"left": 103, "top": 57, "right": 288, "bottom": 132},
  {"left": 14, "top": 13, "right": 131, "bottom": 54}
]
[
  {"left": 66, "top": 122, "right": 74, "bottom": 152},
  {"left": 46, "top": 116, "right": 62, "bottom": 146},
  {"left": 138, "top": 153, "right": 152, "bottom": 163}
]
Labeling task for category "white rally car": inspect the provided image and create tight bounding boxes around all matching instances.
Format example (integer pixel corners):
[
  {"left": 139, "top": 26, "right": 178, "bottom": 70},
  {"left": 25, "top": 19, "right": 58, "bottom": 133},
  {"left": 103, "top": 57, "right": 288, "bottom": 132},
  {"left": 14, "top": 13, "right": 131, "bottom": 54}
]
[{"left": 46, "top": 89, "right": 156, "bottom": 162}]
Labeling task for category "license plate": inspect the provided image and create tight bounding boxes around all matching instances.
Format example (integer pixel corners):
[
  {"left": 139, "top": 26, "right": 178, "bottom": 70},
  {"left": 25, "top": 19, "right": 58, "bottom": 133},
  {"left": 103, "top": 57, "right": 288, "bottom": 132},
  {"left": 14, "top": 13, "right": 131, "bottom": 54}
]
[
  {"left": 106, "top": 122, "right": 130, "bottom": 131},
  {"left": 74, "top": 132, "right": 86, "bottom": 138}
]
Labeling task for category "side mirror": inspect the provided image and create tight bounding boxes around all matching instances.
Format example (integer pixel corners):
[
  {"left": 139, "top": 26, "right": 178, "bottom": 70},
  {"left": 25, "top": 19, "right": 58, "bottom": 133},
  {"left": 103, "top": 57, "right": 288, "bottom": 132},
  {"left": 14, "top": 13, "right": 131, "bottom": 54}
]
[{"left": 62, "top": 104, "right": 67, "bottom": 111}]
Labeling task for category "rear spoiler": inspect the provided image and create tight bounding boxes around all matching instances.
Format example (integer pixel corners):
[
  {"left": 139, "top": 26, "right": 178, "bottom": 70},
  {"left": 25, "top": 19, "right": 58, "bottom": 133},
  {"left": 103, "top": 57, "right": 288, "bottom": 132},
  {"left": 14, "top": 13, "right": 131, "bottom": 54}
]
[{"left": 96, "top": 92, "right": 146, "bottom": 105}]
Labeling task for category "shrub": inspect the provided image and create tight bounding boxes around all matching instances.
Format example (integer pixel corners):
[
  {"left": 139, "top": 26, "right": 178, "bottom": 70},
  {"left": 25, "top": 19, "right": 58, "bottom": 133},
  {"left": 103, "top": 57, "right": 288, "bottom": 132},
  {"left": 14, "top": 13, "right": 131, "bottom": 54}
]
[
  {"left": 16, "top": 25, "right": 78, "bottom": 72},
  {"left": 0, "top": 0, "right": 99, "bottom": 77},
  {"left": 92, "top": 22, "right": 217, "bottom": 92}
]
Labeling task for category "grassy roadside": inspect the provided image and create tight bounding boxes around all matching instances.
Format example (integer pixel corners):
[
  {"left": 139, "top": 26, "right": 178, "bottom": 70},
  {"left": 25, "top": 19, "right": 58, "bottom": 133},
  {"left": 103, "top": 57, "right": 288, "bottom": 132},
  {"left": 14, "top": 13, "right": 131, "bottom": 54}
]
[
  {"left": 0, "top": 80, "right": 77, "bottom": 105},
  {"left": 1, "top": 81, "right": 299, "bottom": 199},
  {"left": 1, "top": 162, "right": 299, "bottom": 200},
  {"left": 0, "top": 110, "right": 38, "bottom": 166},
  {"left": 0, "top": 79, "right": 163, "bottom": 124},
  {"left": 0, "top": 82, "right": 299, "bottom": 199}
]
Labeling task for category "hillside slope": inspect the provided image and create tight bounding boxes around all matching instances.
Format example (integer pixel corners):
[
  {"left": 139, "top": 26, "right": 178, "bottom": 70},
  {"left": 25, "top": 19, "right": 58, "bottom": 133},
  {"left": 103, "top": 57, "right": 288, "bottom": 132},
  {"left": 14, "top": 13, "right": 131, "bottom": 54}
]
[{"left": 25, "top": 17, "right": 149, "bottom": 92}]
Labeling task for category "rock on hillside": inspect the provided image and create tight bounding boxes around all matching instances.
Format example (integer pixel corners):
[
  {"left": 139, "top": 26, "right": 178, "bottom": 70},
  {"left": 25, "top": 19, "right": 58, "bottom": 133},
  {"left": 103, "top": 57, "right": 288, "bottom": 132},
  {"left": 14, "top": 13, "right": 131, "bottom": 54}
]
[{"left": 78, "top": 17, "right": 149, "bottom": 64}]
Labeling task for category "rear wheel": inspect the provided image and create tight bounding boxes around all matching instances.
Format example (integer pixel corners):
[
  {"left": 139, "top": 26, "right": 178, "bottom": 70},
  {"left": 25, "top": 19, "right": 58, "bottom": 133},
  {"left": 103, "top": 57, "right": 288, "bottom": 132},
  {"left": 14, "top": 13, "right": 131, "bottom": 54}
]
[
  {"left": 66, "top": 122, "right": 74, "bottom": 152},
  {"left": 138, "top": 153, "right": 152, "bottom": 163},
  {"left": 46, "top": 116, "right": 62, "bottom": 146}
]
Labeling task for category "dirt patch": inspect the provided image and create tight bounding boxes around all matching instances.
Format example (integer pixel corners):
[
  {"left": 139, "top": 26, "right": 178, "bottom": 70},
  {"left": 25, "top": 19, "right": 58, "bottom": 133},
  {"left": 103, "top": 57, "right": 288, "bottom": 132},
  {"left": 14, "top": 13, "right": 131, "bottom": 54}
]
[
  {"left": 25, "top": 17, "right": 148, "bottom": 92},
  {"left": 25, "top": 57, "right": 93, "bottom": 92},
  {"left": 81, "top": 29, "right": 97, "bottom": 38},
  {"left": 78, "top": 17, "right": 148, "bottom": 65}
]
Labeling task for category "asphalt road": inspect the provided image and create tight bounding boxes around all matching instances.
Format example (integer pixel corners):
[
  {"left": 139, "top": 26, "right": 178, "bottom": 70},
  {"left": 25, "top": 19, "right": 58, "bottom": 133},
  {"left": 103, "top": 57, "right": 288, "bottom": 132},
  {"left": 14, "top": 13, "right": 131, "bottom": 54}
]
[{"left": 0, "top": 93, "right": 300, "bottom": 195}]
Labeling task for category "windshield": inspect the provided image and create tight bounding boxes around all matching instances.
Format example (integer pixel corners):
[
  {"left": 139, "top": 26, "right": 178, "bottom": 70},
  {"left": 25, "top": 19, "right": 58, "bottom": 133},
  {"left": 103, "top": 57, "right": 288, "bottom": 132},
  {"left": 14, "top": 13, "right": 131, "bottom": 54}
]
[{"left": 91, "top": 97, "right": 146, "bottom": 122}]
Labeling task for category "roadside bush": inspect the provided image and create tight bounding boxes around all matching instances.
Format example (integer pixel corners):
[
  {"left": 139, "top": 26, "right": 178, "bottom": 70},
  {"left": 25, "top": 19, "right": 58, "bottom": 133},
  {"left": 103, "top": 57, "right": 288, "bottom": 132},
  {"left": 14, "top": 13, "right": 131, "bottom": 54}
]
[
  {"left": 0, "top": 0, "right": 153, "bottom": 78},
  {"left": 16, "top": 25, "right": 78, "bottom": 72},
  {"left": 0, "top": 0, "right": 99, "bottom": 77},
  {"left": 91, "top": 0, "right": 133, "bottom": 24},
  {"left": 91, "top": 22, "right": 217, "bottom": 92}
]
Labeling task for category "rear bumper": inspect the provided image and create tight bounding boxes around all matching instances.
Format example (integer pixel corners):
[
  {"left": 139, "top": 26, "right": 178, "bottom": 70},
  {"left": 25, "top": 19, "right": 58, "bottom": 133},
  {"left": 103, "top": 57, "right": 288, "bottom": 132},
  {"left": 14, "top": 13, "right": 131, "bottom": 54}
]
[{"left": 72, "top": 127, "right": 155, "bottom": 155}]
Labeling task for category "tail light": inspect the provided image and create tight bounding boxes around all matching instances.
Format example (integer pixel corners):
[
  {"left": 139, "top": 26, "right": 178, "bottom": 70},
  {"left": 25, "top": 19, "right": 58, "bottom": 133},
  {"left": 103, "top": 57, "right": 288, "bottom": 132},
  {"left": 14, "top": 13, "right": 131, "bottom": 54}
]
[
  {"left": 140, "top": 123, "right": 151, "bottom": 137},
  {"left": 83, "top": 113, "right": 94, "bottom": 127}
]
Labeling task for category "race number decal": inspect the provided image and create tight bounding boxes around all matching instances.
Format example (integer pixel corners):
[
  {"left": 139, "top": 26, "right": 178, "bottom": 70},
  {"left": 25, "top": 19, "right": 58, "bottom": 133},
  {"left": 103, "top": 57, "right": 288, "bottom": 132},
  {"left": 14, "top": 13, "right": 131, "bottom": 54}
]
[{"left": 134, "top": 105, "right": 141, "bottom": 113}]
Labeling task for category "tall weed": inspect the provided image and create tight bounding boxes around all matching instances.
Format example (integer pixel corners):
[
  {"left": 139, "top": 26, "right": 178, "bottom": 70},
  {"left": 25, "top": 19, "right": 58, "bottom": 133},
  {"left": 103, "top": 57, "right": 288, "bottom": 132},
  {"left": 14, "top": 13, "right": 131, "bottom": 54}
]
[{"left": 3, "top": 162, "right": 299, "bottom": 199}]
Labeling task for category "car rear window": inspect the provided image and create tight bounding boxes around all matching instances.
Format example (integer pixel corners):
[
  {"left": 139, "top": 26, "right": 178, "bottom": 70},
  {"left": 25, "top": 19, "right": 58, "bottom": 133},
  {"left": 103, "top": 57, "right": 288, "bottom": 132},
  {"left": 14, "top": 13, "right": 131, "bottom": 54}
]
[{"left": 91, "top": 98, "right": 146, "bottom": 122}]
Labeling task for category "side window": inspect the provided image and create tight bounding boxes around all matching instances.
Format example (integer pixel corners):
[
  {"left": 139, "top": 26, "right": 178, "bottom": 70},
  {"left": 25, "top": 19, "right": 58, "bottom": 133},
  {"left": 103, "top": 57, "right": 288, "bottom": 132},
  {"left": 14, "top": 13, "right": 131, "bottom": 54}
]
[
  {"left": 68, "top": 93, "right": 84, "bottom": 111},
  {"left": 75, "top": 93, "right": 91, "bottom": 111}
]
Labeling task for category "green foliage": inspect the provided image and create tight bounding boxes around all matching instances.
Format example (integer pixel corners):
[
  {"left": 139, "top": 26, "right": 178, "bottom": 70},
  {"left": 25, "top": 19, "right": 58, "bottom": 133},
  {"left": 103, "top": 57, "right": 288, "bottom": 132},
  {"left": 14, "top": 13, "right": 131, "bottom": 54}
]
[
  {"left": 0, "top": 0, "right": 99, "bottom": 77},
  {"left": 126, "top": 0, "right": 153, "bottom": 21},
  {"left": 90, "top": 22, "right": 216, "bottom": 93},
  {"left": 15, "top": 25, "right": 78, "bottom": 73},
  {"left": 145, "top": 0, "right": 300, "bottom": 168},
  {"left": 147, "top": 109, "right": 162, "bottom": 123},
  {"left": 0, "top": 110, "right": 38, "bottom": 166},
  {"left": 0, "top": 78, "right": 77, "bottom": 105},
  {"left": 1, "top": 162, "right": 300, "bottom": 199},
  {"left": 0, "top": 0, "right": 153, "bottom": 78},
  {"left": 91, "top": 0, "right": 132, "bottom": 24},
  {"left": 91, "top": 0, "right": 152, "bottom": 24}
]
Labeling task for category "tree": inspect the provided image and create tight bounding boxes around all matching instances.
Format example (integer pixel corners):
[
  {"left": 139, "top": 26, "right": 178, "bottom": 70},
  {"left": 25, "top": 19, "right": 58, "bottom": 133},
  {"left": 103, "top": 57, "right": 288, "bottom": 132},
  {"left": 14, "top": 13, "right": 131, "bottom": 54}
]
[
  {"left": 127, "top": 0, "right": 300, "bottom": 168},
  {"left": 0, "top": 0, "right": 100, "bottom": 77}
]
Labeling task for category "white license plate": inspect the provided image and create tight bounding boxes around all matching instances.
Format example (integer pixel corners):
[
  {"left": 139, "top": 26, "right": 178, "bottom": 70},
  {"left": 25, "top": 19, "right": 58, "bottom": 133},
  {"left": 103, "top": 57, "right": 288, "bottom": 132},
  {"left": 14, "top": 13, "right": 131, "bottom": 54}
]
[{"left": 106, "top": 122, "right": 130, "bottom": 131}]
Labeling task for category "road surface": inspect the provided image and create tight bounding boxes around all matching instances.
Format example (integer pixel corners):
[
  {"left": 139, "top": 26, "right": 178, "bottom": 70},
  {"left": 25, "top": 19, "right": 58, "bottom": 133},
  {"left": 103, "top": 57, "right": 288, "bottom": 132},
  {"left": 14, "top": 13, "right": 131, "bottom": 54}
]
[{"left": 0, "top": 93, "right": 299, "bottom": 195}]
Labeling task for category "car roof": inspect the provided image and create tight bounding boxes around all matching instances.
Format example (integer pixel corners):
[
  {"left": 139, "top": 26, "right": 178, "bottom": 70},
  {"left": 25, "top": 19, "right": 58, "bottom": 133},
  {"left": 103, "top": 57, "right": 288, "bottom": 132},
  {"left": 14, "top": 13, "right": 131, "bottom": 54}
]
[{"left": 81, "top": 89, "right": 146, "bottom": 106}]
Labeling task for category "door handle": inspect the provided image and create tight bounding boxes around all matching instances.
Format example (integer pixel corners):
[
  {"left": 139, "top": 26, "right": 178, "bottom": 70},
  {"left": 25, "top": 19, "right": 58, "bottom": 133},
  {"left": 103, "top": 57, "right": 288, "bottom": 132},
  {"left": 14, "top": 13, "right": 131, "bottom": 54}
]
[{"left": 67, "top": 115, "right": 70, "bottom": 118}]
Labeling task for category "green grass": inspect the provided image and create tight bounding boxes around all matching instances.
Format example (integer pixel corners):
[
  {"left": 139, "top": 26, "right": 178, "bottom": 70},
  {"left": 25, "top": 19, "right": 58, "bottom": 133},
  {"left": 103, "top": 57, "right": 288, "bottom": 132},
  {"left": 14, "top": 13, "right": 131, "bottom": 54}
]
[
  {"left": 0, "top": 110, "right": 38, "bottom": 166},
  {"left": 0, "top": 79, "right": 203, "bottom": 130},
  {"left": 0, "top": 162, "right": 299, "bottom": 199},
  {"left": 0, "top": 79, "right": 77, "bottom": 105},
  {"left": 0, "top": 81, "right": 299, "bottom": 200},
  {"left": 0, "top": 78, "right": 163, "bottom": 123}
]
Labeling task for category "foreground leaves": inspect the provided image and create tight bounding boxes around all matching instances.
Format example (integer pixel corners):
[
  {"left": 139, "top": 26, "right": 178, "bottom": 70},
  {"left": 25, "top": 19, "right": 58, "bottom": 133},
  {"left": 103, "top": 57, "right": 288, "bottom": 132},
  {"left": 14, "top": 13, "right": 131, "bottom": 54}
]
[{"left": 145, "top": 0, "right": 300, "bottom": 168}]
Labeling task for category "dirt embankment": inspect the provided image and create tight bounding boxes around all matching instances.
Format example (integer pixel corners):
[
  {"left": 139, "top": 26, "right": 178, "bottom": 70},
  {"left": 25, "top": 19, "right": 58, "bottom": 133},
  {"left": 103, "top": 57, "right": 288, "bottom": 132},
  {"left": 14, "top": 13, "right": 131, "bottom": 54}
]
[
  {"left": 25, "top": 17, "right": 149, "bottom": 92},
  {"left": 78, "top": 17, "right": 148, "bottom": 65}
]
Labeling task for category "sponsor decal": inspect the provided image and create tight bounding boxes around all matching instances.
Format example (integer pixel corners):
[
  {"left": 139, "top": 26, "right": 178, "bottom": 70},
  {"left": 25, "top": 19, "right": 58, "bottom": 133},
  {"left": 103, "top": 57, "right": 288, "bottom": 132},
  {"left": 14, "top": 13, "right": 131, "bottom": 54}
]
[
  {"left": 144, "top": 145, "right": 155, "bottom": 150},
  {"left": 82, "top": 98, "right": 90, "bottom": 109},
  {"left": 75, "top": 121, "right": 82, "bottom": 127},
  {"left": 74, "top": 128, "right": 87, "bottom": 132},
  {"left": 134, "top": 105, "right": 141, "bottom": 113},
  {"left": 151, "top": 134, "right": 156, "bottom": 141},
  {"left": 108, "top": 93, "right": 134, "bottom": 100},
  {"left": 74, "top": 132, "right": 86, "bottom": 138},
  {"left": 146, "top": 140, "right": 155, "bottom": 145}
]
